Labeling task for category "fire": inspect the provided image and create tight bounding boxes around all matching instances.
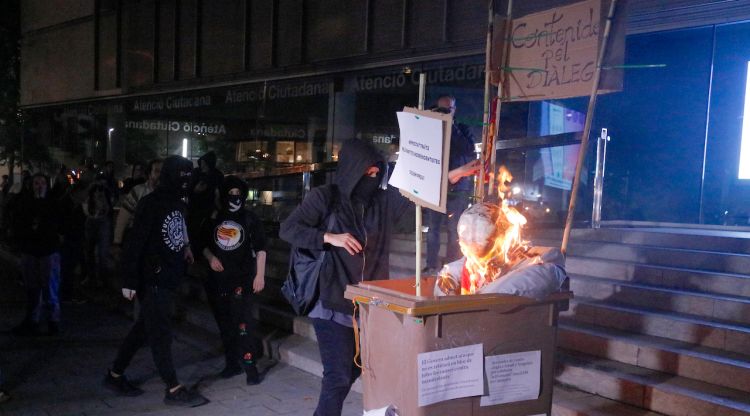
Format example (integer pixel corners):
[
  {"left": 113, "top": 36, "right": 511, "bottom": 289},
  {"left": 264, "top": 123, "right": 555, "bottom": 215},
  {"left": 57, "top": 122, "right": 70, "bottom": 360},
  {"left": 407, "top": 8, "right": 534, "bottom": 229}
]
[{"left": 444, "top": 166, "right": 531, "bottom": 295}]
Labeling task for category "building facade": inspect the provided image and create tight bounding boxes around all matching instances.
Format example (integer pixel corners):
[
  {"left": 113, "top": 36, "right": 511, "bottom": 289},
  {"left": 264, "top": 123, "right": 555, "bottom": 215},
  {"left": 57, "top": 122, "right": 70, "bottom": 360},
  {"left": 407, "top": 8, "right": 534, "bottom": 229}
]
[{"left": 19, "top": 0, "right": 750, "bottom": 226}]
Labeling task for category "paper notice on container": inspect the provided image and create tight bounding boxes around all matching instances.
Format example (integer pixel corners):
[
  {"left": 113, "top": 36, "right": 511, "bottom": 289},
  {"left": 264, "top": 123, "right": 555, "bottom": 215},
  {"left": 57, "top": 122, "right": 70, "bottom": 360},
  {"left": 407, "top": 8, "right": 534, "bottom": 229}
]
[
  {"left": 389, "top": 111, "right": 447, "bottom": 210},
  {"left": 480, "top": 350, "right": 541, "bottom": 406},
  {"left": 417, "top": 343, "right": 483, "bottom": 407}
]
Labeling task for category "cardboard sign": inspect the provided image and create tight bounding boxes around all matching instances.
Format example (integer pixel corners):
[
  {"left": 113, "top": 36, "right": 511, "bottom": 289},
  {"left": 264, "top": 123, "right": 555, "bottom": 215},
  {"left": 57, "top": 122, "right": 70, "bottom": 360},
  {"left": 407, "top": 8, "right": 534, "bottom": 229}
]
[
  {"left": 480, "top": 350, "right": 542, "bottom": 406},
  {"left": 389, "top": 107, "right": 451, "bottom": 213},
  {"left": 503, "top": 0, "right": 624, "bottom": 101},
  {"left": 417, "top": 343, "right": 484, "bottom": 407}
]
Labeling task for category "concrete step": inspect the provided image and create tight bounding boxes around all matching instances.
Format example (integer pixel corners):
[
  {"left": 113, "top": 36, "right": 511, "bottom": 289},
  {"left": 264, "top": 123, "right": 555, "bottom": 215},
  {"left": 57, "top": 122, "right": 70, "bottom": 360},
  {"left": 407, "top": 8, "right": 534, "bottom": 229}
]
[
  {"left": 569, "top": 275, "right": 750, "bottom": 325},
  {"left": 556, "top": 350, "right": 750, "bottom": 416},
  {"left": 535, "top": 239, "right": 750, "bottom": 275},
  {"left": 551, "top": 385, "right": 665, "bottom": 416},
  {"left": 530, "top": 227, "right": 750, "bottom": 254},
  {"left": 565, "top": 256, "right": 750, "bottom": 298},
  {"left": 558, "top": 321, "right": 750, "bottom": 393},
  {"left": 270, "top": 333, "right": 363, "bottom": 394},
  {"left": 562, "top": 297, "right": 750, "bottom": 356}
]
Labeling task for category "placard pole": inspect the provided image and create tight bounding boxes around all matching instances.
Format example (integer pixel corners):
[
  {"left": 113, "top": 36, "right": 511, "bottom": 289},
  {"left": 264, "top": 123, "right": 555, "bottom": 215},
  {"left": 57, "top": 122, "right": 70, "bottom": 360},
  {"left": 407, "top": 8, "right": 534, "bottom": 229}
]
[
  {"left": 561, "top": 0, "right": 618, "bottom": 255},
  {"left": 477, "top": 0, "right": 494, "bottom": 200},
  {"left": 488, "top": 0, "right": 513, "bottom": 197},
  {"left": 415, "top": 73, "right": 427, "bottom": 296}
]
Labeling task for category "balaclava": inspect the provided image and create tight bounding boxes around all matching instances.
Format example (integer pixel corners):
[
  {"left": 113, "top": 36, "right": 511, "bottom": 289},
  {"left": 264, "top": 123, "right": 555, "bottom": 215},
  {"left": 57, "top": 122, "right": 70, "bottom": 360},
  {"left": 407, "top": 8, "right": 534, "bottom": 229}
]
[
  {"left": 351, "top": 162, "right": 384, "bottom": 203},
  {"left": 159, "top": 155, "right": 193, "bottom": 195},
  {"left": 220, "top": 175, "right": 249, "bottom": 213}
]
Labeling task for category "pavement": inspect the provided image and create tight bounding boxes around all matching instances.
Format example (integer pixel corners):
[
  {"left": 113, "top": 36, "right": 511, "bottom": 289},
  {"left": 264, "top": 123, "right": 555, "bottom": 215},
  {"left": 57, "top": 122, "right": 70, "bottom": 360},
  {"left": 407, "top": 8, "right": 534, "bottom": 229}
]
[{"left": 0, "top": 272, "right": 363, "bottom": 416}]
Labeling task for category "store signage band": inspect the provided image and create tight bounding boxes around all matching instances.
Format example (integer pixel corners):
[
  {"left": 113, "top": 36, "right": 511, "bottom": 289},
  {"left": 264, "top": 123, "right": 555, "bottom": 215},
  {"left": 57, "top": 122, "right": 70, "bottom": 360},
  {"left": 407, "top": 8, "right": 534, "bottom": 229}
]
[{"left": 125, "top": 119, "right": 227, "bottom": 135}]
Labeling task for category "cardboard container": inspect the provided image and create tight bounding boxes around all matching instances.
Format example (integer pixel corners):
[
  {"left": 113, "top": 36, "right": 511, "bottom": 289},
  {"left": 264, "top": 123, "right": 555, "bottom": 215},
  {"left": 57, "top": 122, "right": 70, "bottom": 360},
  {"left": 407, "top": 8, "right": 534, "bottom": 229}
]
[{"left": 345, "top": 278, "right": 571, "bottom": 416}]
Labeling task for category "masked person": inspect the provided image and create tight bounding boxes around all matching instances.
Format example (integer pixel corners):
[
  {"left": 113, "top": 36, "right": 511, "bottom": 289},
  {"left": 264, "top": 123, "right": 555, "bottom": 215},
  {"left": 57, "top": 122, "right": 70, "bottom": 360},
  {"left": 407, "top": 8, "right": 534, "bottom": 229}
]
[
  {"left": 200, "top": 176, "right": 266, "bottom": 385},
  {"left": 280, "top": 139, "right": 412, "bottom": 416},
  {"left": 11, "top": 173, "right": 62, "bottom": 336},
  {"left": 103, "top": 155, "right": 208, "bottom": 408}
]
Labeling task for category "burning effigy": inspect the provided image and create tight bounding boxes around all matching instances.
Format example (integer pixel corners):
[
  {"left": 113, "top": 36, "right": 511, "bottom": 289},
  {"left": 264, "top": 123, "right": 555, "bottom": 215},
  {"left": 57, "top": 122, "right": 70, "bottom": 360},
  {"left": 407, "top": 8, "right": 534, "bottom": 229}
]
[{"left": 434, "top": 167, "right": 567, "bottom": 300}]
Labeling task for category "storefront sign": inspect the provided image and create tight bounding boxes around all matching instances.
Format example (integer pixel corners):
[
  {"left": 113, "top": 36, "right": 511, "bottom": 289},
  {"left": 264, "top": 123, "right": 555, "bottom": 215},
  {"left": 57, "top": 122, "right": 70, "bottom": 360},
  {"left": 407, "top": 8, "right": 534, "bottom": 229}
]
[
  {"left": 224, "top": 81, "right": 330, "bottom": 104},
  {"left": 389, "top": 108, "right": 451, "bottom": 212},
  {"left": 124, "top": 119, "right": 227, "bottom": 135},
  {"left": 354, "top": 63, "right": 485, "bottom": 92},
  {"left": 480, "top": 350, "right": 541, "bottom": 406},
  {"left": 417, "top": 343, "right": 484, "bottom": 407},
  {"left": 131, "top": 95, "right": 212, "bottom": 112},
  {"left": 506, "top": 0, "right": 611, "bottom": 101},
  {"left": 247, "top": 125, "right": 306, "bottom": 139}
]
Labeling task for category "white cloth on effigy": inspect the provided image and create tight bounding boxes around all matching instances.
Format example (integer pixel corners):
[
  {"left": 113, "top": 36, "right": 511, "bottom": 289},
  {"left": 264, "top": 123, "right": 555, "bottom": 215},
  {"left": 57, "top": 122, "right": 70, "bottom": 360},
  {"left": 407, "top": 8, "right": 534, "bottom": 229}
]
[{"left": 433, "top": 246, "right": 567, "bottom": 300}]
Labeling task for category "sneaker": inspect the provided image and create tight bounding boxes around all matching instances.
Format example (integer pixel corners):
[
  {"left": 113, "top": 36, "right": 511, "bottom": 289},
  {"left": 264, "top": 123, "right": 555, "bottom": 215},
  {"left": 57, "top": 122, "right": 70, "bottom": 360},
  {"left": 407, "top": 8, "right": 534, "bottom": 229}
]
[
  {"left": 164, "top": 386, "right": 209, "bottom": 407},
  {"left": 244, "top": 364, "right": 262, "bottom": 386},
  {"left": 0, "top": 391, "right": 10, "bottom": 404},
  {"left": 219, "top": 365, "right": 242, "bottom": 379},
  {"left": 102, "top": 371, "right": 144, "bottom": 397}
]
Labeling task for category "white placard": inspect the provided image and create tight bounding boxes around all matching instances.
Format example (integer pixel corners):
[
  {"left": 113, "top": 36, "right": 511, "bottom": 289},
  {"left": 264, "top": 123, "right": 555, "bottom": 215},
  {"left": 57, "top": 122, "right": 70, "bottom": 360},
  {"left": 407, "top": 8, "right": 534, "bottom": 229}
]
[
  {"left": 417, "top": 343, "right": 484, "bottom": 407},
  {"left": 389, "top": 111, "right": 446, "bottom": 208},
  {"left": 480, "top": 350, "right": 542, "bottom": 406}
]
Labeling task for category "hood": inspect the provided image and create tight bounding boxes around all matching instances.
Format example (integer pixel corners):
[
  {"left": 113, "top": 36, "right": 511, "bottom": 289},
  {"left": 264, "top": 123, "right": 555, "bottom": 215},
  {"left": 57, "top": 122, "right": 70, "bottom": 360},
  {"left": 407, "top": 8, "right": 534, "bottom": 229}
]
[
  {"left": 335, "top": 139, "right": 386, "bottom": 201},
  {"left": 219, "top": 175, "right": 248, "bottom": 203},
  {"left": 159, "top": 155, "right": 193, "bottom": 194},
  {"left": 199, "top": 151, "right": 217, "bottom": 170}
]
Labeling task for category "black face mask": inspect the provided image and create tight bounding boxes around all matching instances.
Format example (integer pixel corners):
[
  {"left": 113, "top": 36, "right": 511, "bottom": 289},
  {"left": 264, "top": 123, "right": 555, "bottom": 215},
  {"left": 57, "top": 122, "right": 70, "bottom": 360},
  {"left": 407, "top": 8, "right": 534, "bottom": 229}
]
[
  {"left": 227, "top": 195, "right": 244, "bottom": 212},
  {"left": 178, "top": 171, "right": 192, "bottom": 195},
  {"left": 352, "top": 176, "right": 380, "bottom": 203}
]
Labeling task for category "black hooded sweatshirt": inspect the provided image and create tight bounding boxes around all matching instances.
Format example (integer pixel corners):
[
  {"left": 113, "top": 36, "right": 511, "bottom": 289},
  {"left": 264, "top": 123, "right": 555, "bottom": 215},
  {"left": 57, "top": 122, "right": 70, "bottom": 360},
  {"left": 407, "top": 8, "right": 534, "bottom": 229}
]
[
  {"left": 280, "top": 139, "right": 413, "bottom": 314},
  {"left": 200, "top": 176, "right": 267, "bottom": 291},
  {"left": 123, "top": 155, "right": 193, "bottom": 292}
]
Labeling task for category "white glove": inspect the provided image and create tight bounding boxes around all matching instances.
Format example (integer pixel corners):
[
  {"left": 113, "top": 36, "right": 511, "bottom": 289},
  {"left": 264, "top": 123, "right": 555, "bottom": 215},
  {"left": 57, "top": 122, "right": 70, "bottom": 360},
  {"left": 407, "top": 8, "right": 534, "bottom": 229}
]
[{"left": 122, "top": 288, "right": 136, "bottom": 301}]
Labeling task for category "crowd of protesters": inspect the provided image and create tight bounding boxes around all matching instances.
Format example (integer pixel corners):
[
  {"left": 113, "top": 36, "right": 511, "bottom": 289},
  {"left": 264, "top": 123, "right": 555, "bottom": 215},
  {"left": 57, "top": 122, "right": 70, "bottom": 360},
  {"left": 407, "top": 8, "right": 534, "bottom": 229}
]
[
  {"left": 0, "top": 151, "right": 270, "bottom": 407},
  {"left": 0, "top": 97, "right": 477, "bottom": 414}
]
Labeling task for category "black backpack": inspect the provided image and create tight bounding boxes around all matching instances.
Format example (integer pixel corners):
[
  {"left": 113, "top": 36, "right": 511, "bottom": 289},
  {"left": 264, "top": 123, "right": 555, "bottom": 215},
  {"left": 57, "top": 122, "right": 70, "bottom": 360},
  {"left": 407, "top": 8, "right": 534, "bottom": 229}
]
[{"left": 281, "top": 186, "right": 338, "bottom": 316}]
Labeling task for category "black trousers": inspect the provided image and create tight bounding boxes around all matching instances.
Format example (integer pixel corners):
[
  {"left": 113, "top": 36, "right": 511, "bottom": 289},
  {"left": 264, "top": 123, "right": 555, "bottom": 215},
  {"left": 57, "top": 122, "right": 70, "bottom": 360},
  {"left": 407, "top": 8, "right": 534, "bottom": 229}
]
[
  {"left": 205, "top": 278, "right": 259, "bottom": 368},
  {"left": 312, "top": 318, "right": 360, "bottom": 416},
  {"left": 112, "top": 286, "right": 179, "bottom": 388}
]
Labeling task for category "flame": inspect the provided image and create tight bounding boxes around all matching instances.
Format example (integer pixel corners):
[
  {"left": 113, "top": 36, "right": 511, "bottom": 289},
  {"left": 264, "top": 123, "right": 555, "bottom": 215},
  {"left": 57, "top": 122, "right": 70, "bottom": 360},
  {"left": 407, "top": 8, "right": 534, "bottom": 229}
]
[{"left": 455, "top": 166, "right": 530, "bottom": 295}]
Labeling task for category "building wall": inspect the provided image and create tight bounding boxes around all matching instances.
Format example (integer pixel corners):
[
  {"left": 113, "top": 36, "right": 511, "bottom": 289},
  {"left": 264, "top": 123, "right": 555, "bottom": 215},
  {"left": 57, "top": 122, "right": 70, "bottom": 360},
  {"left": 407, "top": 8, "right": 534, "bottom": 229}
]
[
  {"left": 20, "top": 0, "right": 488, "bottom": 107},
  {"left": 21, "top": 0, "right": 750, "bottom": 108}
]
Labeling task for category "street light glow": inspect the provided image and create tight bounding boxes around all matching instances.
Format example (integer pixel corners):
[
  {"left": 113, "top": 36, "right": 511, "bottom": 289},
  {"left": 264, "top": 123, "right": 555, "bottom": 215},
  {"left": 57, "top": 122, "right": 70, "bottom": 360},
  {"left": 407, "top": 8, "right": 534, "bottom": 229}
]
[{"left": 182, "top": 138, "right": 188, "bottom": 158}]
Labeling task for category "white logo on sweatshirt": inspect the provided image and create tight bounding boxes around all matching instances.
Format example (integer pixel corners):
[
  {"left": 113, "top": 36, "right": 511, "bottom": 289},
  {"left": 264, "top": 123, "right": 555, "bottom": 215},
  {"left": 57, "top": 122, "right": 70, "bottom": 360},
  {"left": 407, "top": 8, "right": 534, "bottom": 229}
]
[
  {"left": 214, "top": 220, "right": 245, "bottom": 251},
  {"left": 162, "top": 210, "right": 187, "bottom": 252}
]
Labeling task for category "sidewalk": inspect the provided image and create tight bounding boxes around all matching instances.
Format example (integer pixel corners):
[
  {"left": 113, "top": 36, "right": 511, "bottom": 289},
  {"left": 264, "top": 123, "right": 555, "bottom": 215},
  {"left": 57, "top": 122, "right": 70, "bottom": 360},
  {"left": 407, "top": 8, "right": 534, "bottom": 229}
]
[{"left": 0, "top": 271, "right": 362, "bottom": 416}]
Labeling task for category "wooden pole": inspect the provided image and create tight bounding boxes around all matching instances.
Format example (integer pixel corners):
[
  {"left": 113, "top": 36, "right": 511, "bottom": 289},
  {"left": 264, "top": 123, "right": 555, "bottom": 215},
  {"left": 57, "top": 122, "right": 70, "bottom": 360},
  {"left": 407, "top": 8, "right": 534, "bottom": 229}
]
[
  {"left": 561, "top": 0, "right": 618, "bottom": 255},
  {"left": 415, "top": 73, "right": 427, "bottom": 296},
  {"left": 488, "top": 0, "right": 513, "bottom": 197},
  {"left": 477, "top": 0, "right": 494, "bottom": 200}
]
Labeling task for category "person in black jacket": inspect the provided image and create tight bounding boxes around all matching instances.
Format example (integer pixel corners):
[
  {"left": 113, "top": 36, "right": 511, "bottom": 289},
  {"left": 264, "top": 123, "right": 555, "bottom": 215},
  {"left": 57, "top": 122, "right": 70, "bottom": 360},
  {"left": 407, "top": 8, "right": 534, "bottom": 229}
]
[
  {"left": 11, "top": 173, "right": 63, "bottom": 336},
  {"left": 188, "top": 151, "right": 223, "bottom": 242},
  {"left": 200, "top": 176, "right": 266, "bottom": 385},
  {"left": 103, "top": 155, "right": 209, "bottom": 408},
  {"left": 279, "top": 138, "right": 412, "bottom": 416},
  {"left": 424, "top": 94, "right": 480, "bottom": 274}
]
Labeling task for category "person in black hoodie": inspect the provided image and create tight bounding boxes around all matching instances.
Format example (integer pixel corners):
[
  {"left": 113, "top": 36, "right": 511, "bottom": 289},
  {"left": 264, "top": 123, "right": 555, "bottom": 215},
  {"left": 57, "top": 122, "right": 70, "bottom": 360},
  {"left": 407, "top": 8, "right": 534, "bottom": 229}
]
[
  {"left": 11, "top": 173, "right": 62, "bottom": 336},
  {"left": 187, "top": 151, "right": 223, "bottom": 242},
  {"left": 200, "top": 176, "right": 266, "bottom": 385},
  {"left": 103, "top": 155, "right": 209, "bottom": 408},
  {"left": 280, "top": 138, "right": 412, "bottom": 416}
]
